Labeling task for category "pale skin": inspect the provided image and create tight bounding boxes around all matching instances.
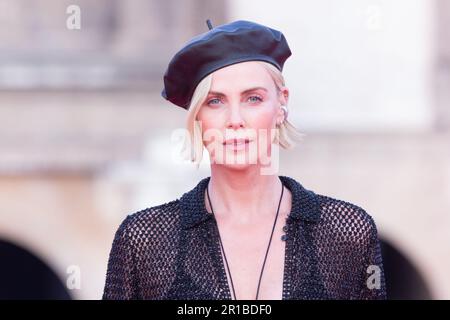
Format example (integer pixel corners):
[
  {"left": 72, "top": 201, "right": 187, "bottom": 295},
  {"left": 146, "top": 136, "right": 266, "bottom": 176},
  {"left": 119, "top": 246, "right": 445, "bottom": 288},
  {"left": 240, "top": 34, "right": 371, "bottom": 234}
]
[{"left": 196, "top": 61, "right": 293, "bottom": 300}]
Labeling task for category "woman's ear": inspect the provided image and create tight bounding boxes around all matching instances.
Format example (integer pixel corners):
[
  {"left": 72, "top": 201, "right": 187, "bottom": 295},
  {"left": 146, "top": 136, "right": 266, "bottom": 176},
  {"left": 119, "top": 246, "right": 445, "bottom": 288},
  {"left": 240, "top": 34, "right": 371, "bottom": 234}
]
[
  {"left": 276, "top": 87, "right": 289, "bottom": 122},
  {"left": 278, "top": 86, "right": 289, "bottom": 106}
]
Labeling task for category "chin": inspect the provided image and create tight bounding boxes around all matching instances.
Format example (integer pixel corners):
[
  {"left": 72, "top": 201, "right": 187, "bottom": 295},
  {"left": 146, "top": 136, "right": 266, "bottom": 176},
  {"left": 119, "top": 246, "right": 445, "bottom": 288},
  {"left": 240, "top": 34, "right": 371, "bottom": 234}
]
[{"left": 220, "top": 162, "right": 255, "bottom": 171}]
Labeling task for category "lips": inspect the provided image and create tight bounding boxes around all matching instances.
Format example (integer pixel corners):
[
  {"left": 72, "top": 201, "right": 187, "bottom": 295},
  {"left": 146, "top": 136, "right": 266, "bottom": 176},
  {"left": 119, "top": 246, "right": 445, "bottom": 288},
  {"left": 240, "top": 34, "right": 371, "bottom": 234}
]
[{"left": 222, "top": 138, "right": 250, "bottom": 145}]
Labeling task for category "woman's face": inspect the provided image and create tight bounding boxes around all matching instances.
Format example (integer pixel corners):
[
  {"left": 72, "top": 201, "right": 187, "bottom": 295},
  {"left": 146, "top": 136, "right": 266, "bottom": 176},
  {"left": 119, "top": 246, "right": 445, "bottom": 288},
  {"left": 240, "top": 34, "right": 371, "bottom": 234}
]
[{"left": 196, "top": 61, "right": 288, "bottom": 170}]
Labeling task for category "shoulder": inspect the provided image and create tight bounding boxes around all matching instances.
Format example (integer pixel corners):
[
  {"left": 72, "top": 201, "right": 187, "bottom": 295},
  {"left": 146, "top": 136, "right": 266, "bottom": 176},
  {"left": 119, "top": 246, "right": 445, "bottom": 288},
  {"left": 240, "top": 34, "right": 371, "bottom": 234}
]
[
  {"left": 315, "top": 193, "right": 380, "bottom": 246},
  {"left": 126, "top": 199, "right": 181, "bottom": 228},
  {"left": 113, "top": 199, "right": 182, "bottom": 247}
]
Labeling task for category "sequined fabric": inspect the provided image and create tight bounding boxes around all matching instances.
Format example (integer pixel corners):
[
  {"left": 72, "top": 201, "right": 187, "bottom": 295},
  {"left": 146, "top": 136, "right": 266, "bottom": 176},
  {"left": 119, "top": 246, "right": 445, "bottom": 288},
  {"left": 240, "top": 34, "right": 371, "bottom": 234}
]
[{"left": 102, "top": 176, "right": 386, "bottom": 300}]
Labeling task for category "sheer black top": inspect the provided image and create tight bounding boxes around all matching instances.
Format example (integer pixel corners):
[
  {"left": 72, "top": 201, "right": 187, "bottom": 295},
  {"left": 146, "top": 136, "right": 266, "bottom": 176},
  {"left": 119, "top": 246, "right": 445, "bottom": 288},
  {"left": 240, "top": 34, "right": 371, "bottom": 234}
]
[{"left": 103, "top": 175, "right": 386, "bottom": 300}]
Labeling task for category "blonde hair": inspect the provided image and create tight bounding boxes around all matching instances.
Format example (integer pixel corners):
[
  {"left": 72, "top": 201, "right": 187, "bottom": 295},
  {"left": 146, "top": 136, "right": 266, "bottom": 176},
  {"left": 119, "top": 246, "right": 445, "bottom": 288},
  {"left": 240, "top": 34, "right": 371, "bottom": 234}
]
[{"left": 180, "top": 61, "right": 305, "bottom": 166}]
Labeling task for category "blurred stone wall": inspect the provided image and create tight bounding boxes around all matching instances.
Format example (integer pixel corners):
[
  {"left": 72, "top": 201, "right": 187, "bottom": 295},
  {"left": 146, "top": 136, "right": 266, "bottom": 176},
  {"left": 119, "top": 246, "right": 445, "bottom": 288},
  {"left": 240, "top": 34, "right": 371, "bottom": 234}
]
[{"left": 0, "top": 0, "right": 226, "bottom": 89}]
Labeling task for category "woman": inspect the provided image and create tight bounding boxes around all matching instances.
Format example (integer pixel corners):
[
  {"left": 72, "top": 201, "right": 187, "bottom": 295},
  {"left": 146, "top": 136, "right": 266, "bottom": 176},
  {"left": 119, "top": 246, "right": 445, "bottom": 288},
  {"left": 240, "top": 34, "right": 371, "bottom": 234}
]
[{"left": 103, "top": 20, "right": 386, "bottom": 300}]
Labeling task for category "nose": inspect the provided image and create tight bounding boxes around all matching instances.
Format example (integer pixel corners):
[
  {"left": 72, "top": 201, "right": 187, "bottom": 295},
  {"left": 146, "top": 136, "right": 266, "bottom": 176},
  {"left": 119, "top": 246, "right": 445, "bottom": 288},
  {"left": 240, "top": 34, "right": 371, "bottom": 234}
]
[{"left": 226, "top": 105, "right": 245, "bottom": 130}]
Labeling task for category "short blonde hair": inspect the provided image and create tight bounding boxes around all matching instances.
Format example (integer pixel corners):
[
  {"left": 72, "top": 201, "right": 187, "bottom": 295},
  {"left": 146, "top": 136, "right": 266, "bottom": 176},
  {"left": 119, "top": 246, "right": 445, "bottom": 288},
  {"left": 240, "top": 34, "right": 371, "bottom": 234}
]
[{"left": 180, "top": 61, "right": 305, "bottom": 166}]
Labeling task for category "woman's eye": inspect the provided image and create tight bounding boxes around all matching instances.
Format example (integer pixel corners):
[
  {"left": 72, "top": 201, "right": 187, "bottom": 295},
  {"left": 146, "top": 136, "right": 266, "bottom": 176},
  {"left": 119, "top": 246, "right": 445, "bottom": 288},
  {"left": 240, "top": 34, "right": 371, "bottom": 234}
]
[
  {"left": 207, "top": 98, "right": 221, "bottom": 105},
  {"left": 248, "top": 95, "right": 263, "bottom": 103}
]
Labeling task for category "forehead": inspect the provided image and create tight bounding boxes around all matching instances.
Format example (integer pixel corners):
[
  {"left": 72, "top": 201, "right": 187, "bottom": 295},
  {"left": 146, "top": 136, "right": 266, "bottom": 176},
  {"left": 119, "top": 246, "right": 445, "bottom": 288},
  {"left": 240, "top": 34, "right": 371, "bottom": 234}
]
[{"left": 209, "top": 61, "right": 274, "bottom": 92}]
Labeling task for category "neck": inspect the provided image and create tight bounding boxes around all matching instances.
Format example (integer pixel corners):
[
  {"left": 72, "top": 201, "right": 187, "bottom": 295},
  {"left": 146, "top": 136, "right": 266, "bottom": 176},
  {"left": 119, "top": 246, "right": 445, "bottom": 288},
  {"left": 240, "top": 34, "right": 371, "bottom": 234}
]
[{"left": 205, "top": 164, "right": 285, "bottom": 224}]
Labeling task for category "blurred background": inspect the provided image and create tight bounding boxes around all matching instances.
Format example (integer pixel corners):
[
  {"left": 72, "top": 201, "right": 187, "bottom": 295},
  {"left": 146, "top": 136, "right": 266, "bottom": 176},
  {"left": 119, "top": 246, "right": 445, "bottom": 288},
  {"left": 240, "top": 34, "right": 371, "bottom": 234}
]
[{"left": 0, "top": 0, "right": 449, "bottom": 300}]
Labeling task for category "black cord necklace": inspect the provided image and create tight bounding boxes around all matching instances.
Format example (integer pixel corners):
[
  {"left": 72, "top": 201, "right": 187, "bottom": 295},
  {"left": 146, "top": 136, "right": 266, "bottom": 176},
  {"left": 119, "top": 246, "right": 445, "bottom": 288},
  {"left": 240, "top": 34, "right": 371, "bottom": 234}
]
[{"left": 206, "top": 179, "right": 285, "bottom": 300}]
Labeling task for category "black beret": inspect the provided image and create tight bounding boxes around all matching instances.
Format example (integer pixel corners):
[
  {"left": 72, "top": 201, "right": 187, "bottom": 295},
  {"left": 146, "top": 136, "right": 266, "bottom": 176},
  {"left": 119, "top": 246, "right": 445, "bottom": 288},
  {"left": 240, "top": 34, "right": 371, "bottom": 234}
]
[{"left": 161, "top": 19, "right": 292, "bottom": 110}]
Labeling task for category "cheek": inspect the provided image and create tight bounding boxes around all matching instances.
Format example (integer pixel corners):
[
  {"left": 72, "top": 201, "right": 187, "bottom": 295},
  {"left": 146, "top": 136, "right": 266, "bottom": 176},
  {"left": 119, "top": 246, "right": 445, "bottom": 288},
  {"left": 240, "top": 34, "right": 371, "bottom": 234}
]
[
  {"left": 197, "top": 110, "right": 218, "bottom": 132},
  {"left": 197, "top": 113, "right": 223, "bottom": 148},
  {"left": 246, "top": 108, "right": 278, "bottom": 147},
  {"left": 247, "top": 108, "right": 277, "bottom": 129}
]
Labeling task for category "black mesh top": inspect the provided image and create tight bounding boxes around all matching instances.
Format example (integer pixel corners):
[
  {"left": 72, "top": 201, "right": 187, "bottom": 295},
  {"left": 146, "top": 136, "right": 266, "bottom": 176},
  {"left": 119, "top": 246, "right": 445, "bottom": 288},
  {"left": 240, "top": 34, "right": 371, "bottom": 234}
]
[{"left": 102, "top": 175, "right": 386, "bottom": 300}]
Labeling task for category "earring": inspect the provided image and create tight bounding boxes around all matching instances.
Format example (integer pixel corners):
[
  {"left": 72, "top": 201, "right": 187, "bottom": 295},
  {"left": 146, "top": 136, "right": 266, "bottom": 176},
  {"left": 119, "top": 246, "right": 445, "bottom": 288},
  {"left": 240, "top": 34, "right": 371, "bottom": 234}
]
[{"left": 279, "top": 105, "right": 288, "bottom": 124}]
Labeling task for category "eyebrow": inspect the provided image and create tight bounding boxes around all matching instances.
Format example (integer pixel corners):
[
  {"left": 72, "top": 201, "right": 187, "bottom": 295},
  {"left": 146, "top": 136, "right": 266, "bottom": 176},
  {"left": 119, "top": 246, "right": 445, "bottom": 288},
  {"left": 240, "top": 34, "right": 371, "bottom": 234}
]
[{"left": 207, "top": 86, "right": 268, "bottom": 97}]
